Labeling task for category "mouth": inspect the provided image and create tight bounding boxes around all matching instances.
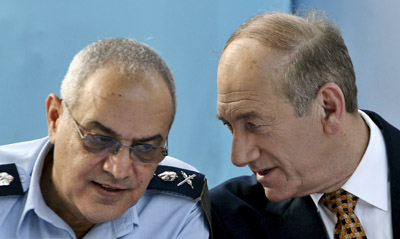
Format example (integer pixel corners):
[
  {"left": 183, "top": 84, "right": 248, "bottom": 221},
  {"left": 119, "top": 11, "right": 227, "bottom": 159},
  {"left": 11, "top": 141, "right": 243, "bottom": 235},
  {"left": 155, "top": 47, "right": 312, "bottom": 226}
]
[
  {"left": 93, "top": 181, "right": 126, "bottom": 192},
  {"left": 256, "top": 167, "right": 276, "bottom": 176}
]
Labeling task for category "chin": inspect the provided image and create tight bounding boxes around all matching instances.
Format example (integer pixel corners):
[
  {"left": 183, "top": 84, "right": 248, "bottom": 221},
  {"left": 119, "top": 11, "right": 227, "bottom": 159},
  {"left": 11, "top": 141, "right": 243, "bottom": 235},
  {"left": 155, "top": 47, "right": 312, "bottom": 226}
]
[{"left": 263, "top": 187, "right": 293, "bottom": 202}]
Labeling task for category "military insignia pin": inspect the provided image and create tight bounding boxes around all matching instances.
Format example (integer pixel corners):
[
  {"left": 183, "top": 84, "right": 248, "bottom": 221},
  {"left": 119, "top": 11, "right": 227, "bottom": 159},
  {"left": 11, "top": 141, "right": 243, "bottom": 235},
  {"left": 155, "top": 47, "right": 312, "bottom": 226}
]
[
  {"left": 158, "top": 171, "right": 179, "bottom": 182},
  {"left": 177, "top": 171, "right": 196, "bottom": 189},
  {"left": 0, "top": 172, "right": 14, "bottom": 186}
]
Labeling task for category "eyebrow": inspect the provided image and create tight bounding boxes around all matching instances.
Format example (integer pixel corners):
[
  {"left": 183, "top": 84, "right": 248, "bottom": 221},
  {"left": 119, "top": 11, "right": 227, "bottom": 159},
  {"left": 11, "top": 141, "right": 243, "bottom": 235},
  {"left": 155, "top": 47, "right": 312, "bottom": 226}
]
[
  {"left": 216, "top": 111, "right": 263, "bottom": 122},
  {"left": 83, "top": 120, "right": 164, "bottom": 144},
  {"left": 235, "top": 112, "right": 263, "bottom": 121},
  {"left": 216, "top": 113, "right": 225, "bottom": 122}
]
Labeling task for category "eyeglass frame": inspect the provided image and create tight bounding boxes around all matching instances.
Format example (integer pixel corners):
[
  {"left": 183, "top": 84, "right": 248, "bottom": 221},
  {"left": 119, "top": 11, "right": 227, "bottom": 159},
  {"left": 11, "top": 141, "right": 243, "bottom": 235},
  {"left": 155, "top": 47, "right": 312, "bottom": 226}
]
[{"left": 62, "top": 101, "right": 168, "bottom": 165}]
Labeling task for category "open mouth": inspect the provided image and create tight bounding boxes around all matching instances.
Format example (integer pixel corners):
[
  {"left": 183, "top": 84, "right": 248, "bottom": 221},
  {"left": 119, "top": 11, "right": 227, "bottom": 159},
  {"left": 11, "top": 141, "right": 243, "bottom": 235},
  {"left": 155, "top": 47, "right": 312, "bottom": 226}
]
[
  {"left": 260, "top": 169, "right": 271, "bottom": 175},
  {"left": 94, "top": 182, "right": 124, "bottom": 192},
  {"left": 257, "top": 167, "right": 275, "bottom": 176}
]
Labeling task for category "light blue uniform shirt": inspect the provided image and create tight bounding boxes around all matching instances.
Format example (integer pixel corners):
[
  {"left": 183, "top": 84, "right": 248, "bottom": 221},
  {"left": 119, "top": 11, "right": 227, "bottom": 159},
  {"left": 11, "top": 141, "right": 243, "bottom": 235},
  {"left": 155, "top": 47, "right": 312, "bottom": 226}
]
[{"left": 0, "top": 137, "right": 209, "bottom": 238}]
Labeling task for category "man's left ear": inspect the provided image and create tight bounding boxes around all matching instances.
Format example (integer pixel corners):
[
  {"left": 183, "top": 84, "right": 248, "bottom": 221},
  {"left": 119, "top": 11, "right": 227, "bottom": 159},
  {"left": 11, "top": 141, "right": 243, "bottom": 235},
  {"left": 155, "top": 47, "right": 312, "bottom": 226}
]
[
  {"left": 45, "top": 94, "right": 63, "bottom": 144},
  {"left": 315, "top": 83, "right": 345, "bottom": 135}
]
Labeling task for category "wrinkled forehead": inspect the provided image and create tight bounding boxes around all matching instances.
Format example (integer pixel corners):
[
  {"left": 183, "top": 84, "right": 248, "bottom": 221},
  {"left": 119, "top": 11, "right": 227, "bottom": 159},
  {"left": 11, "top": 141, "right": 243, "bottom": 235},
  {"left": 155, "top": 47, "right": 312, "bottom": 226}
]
[
  {"left": 217, "top": 38, "right": 288, "bottom": 95},
  {"left": 73, "top": 65, "right": 173, "bottom": 120},
  {"left": 71, "top": 65, "right": 174, "bottom": 137}
]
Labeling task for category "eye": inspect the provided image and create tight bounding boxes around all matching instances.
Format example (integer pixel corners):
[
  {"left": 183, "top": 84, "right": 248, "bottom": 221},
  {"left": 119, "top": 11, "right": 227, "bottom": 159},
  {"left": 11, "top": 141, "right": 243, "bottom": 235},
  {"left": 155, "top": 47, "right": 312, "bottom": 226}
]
[
  {"left": 83, "top": 134, "right": 118, "bottom": 153},
  {"left": 131, "top": 144, "right": 160, "bottom": 163},
  {"left": 245, "top": 122, "right": 263, "bottom": 132},
  {"left": 222, "top": 121, "right": 233, "bottom": 133},
  {"left": 135, "top": 144, "right": 158, "bottom": 153},
  {"left": 246, "top": 122, "right": 259, "bottom": 128},
  {"left": 91, "top": 135, "right": 115, "bottom": 145}
]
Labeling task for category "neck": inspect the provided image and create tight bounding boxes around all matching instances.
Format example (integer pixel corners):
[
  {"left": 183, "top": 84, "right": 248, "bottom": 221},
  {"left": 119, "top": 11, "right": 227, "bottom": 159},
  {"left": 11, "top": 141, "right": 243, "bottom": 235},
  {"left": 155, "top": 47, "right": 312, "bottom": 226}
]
[
  {"left": 40, "top": 151, "right": 94, "bottom": 238},
  {"left": 326, "top": 112, "right": 370, "bottom": 192}
]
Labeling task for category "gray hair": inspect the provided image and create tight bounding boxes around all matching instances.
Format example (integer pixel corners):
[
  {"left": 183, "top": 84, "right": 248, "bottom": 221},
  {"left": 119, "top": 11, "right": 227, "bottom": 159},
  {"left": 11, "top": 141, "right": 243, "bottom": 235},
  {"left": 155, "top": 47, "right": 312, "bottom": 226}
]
[
  {"left": 225, "top": 11, "right": 357, "bottom": 116},
  {"left": 60, "top": 38, "right": 176, "bottom": 119}
]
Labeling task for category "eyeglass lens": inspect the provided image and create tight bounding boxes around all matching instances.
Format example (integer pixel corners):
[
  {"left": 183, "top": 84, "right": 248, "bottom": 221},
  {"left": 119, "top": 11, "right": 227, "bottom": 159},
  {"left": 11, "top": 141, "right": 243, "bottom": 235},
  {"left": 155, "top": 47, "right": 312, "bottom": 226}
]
[{"left": 82, "top": 134, "right": 167, "bottom": 164}]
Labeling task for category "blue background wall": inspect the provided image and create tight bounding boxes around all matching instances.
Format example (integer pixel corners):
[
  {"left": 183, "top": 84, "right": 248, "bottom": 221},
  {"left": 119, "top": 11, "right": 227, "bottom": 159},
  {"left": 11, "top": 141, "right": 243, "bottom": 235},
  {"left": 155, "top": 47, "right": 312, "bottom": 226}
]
[
  {"left": 0, "top": 1, "right": 290, "bottom": 188},
  {"left": 1, "top": 1, "right": 399, "bottom": 188}
]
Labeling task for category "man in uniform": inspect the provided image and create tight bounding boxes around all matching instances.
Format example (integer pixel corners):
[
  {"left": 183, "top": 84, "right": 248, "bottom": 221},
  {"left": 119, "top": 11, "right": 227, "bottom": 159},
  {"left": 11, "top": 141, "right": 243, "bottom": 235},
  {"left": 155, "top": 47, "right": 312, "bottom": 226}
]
[
  {"left": 211, "top": 12, "right": 399, "bottom": 238},
  {"left": 0, "top": 38, "right": 209, "bottom": 238}
]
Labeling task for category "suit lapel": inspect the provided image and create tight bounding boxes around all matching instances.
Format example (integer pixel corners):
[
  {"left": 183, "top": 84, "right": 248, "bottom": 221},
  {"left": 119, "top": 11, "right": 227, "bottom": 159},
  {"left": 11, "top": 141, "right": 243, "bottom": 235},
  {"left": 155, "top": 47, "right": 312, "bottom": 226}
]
[{"left": 281, "top": 196, "right": 329, "bottom": 239}]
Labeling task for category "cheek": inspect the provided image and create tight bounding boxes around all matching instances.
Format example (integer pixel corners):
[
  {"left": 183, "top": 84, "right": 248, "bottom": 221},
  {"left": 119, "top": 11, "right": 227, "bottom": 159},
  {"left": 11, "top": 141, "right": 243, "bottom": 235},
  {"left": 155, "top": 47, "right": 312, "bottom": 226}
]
[
  {"left": 55, "top": 142, "right": 100, "bottom": 183},
  {"left": 126, "top": 165, "right": 157, "bottom": 202},
  {"left": 135, "top": 165, "right": 157, "bottom": 193},
  {"left": 137, "top": 164, "right": 157, "bottom": 183}
]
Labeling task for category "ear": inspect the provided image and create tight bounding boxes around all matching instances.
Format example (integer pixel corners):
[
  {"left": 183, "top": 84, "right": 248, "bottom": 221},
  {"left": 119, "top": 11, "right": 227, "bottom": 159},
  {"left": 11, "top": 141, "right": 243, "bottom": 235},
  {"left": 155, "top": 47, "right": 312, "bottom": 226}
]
[
  {"left": 315, "top": 83, "right": 345, "bottom": 135},
  {"left": 46, "top": 94, "right": 63, "bottom": 144}
]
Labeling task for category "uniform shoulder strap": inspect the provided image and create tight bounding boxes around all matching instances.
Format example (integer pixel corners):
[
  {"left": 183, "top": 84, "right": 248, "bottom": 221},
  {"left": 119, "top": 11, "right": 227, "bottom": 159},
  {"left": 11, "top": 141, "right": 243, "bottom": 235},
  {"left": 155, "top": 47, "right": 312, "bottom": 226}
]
[
  {"left": 148, "top": 165, "right": 205, "bottom": 199},
  {"left": 148, "top": 165, "right": 213, "bottom": 238}
]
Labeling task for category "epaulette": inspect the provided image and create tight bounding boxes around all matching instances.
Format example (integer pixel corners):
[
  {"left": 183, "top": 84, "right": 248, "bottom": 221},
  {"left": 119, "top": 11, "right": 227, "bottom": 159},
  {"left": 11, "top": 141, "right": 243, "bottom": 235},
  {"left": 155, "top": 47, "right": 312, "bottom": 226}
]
[
  {"left": 0, "top": 163, "right": 24, "bottom": 196},
  {"left": 148, "top": 165, "right": 213, "bottom": 238},
  {"left": 148, "top": 165, "right": 206, "bottom": 200}
]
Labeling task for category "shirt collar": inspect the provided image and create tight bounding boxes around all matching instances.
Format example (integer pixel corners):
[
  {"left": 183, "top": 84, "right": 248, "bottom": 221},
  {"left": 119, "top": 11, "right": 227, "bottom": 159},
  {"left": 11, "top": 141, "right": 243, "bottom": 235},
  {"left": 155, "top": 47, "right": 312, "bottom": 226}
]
[
  {"left": 19, "top": 140, "right": 72, "bottom": 233},
  {"left": 85, "top": 206, "right": 138, "bottom": 238},
  {"left": 311, "top": 110, "right": 389, "bottom": 211},
  {"left": 114, "top": 206, "right": 138, "bottom": 237}
]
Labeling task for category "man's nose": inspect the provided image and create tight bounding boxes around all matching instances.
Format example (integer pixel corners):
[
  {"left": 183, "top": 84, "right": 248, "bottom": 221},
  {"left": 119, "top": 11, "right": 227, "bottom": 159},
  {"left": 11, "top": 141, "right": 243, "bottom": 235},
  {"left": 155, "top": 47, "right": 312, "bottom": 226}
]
[
  {"left": 231, "top": 133, "right": 260, "bottom": 167},
  {"left": 103, "top": 146, "right": 134, "bottom": 180}
]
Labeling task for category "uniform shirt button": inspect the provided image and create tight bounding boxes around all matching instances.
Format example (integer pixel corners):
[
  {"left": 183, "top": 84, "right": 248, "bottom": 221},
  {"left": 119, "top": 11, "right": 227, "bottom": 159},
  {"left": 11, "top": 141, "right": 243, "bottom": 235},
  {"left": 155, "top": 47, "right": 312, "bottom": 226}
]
[{"left": 20, "top": 175, "right": 26, "bottom": 182}]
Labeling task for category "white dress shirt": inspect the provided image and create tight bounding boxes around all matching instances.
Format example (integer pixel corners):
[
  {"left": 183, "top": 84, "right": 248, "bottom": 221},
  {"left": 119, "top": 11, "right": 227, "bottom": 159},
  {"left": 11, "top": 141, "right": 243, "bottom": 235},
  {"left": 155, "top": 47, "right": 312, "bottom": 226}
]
[{"left": 310, "top": 110, "right": 392, "bottom": 239}]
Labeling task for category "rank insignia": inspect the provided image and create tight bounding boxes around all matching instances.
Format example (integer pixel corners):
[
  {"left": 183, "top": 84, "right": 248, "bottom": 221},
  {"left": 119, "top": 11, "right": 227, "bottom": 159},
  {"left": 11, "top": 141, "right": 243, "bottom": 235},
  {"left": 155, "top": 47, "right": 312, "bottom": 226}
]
[
  {"left": 147, "top": 164, "right": 212, "bottom": 238},
  {"left": 0, "top": 172, "right": 14, "bottom": 186},
  {"left": 148, "top": 165, "right": 206, "bottom": 200},
  {"left": 177, "top": 171, "right": 196, "bottom": 189},
  {"left": 158, "top": 171, "right": 178, "bottom": 182},
  {"left": 0, "top": 163, "right": 24, "bottom": 196}
]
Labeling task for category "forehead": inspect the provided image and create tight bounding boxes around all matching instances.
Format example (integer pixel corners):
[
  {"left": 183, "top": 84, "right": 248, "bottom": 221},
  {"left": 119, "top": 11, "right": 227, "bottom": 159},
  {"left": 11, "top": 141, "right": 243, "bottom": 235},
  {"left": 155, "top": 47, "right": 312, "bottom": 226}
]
[
  {"left": 218, "top": 38, "right": 287, "bottom": 93},
  {"left": 83, "top": 65, "right": 163, "bottom": 95},
  {"left": 73, "top": 65, "right": 173, "bottom": 137},
  {"left": 79, "top": 65, "right": 170, "bottom": 106},
  {"left": 217, "top": 39, "right": 291, "bottom": 119}
]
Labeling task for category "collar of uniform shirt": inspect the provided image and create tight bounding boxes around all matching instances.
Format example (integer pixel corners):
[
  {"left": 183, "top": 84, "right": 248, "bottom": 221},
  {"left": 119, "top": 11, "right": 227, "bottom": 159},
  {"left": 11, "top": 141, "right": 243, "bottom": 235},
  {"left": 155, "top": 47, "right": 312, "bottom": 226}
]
[
  {"left": 20, "top": 140, "right": 70, "bottom": 231},
  {"left": 310, "top": 110, "right": 389, "bottom": 212}
]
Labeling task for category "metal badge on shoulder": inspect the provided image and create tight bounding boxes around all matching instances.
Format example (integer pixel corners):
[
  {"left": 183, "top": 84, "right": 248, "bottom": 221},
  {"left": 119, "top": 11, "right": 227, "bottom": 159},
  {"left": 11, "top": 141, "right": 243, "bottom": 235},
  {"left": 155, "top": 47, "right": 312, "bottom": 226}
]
[
  {"left": 151, "top": 165, "right": 213, "bottom": 238},
  {"left": 158, "top": 171, "right": 178, "bottom": 182},
  {"left": 0, "top": 172, "right": 14, "bottom": 186},
  {"left": 0, "top": 163, "right": 24, "bottom": 196},
  {"left": 148, "top": 165, "right": 205, "bottom": 200},
  {"left": 177, "top": 171, "right": 196, "bottom": 189}
]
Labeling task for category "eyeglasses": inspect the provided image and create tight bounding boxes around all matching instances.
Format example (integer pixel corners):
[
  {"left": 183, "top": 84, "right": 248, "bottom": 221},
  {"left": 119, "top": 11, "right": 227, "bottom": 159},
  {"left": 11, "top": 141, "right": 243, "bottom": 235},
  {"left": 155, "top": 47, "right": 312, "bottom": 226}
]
[{"left": 63, "top": 102, "right": 168, "bottom": 165}]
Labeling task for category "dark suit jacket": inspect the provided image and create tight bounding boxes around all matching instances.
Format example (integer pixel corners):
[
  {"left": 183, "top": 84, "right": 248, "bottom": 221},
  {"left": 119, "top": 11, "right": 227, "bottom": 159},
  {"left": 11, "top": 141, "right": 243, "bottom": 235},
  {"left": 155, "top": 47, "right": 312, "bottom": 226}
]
[{"left": 210, "top": 111, "right": 400, "bottom": 239}]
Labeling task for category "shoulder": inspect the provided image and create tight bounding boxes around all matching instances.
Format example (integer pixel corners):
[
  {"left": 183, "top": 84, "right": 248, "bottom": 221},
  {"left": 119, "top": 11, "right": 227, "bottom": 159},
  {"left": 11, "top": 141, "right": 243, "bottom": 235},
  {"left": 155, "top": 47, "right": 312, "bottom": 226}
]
[
  {"left": 159, "top": 156, "right": 199, "bottom": 171},
  {"left": 0, "top": 137, "right": 49, "bottom": 196},
  {"left": 362, "top": 110, "right": 400, "bottom": 166},
  {"left": 210, "top": 175, "right": 293, "bottom": 239},
  {"left": 210, "top": 175, "right": 293, "bottom": 213},
  {"left": 210, "top": 175, "right": 266, "bottom": 218},
  {"left": 0, "top": 138, "right": 50, "bottom": 226},
  {"left": 137, "top": 156, "right": 210, "bottom": 238},
  {"left": 0, "top": 137, "right": 49, "bottom": 174},
  {"left": 147, "top": 156, "right": 206, "bottom": 200},
  {"left": 210, "top": 175, "right": 261, "bottom": 200},
  {"left": 362, "top": 110, "right": 400, "bottom": 135}
]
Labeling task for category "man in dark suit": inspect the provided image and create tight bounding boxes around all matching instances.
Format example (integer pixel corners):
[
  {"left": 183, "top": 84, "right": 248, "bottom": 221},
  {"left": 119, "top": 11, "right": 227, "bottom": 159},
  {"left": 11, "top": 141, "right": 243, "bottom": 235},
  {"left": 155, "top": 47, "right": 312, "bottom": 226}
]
[{"left": 211, "top": 12, "right": 399, "bottom": 239}]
